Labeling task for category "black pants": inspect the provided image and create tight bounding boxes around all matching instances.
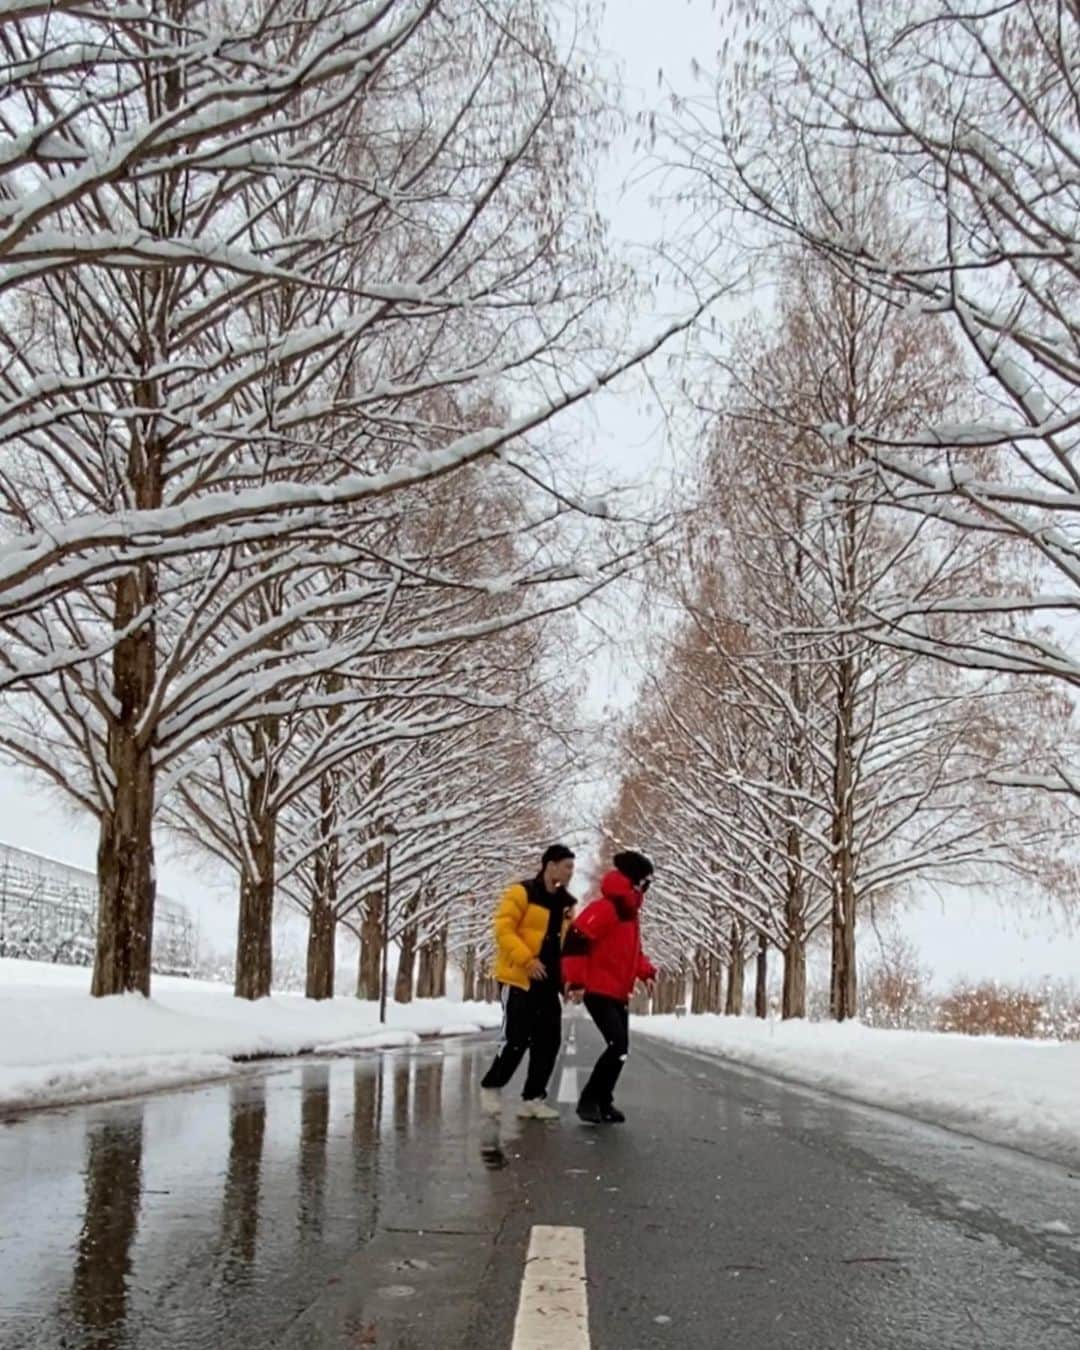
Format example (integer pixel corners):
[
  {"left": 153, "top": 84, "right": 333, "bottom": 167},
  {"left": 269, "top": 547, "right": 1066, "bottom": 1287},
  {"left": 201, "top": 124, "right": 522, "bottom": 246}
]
[
  {"left": 580, "top": 993, "right": 630, "bottom": 1107},
  {"left": 481, "top": 981, "right": 562, "bottom": 1100}
]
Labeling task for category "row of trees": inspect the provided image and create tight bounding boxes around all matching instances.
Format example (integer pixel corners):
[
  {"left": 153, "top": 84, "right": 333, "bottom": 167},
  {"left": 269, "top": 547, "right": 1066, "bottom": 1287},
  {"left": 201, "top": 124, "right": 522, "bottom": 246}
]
[
  {"left": 0, "top": 2, "right": 695, "bottom": 1000},
  {"left": 607, "top": 0, "right": 1079, "bottom": 1019}
]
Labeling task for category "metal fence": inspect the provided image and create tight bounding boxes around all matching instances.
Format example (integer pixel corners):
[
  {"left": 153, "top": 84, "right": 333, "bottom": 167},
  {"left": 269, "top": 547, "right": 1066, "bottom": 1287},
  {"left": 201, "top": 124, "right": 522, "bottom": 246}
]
[{"left": 0, "top": 840, "right": 196, "bottom": 975}]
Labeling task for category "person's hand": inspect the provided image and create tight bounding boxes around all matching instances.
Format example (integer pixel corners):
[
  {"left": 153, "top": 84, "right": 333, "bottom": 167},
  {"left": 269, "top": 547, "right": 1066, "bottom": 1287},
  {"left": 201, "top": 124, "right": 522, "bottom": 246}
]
[
  {"left": 644, "top": 978, "right": 656, "bottom": 998},
  {"left": 525, "top": 957, "right": 547, "bottom": 980},
  {"left": 565, "top": 986, "right": 585, "bottom": 1004}
]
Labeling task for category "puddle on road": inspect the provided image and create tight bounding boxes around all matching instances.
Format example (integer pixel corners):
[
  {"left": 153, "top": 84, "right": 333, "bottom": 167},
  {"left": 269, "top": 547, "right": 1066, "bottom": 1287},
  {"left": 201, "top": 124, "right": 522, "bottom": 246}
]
[{"left": 0, "top": 1041, "right": 506, "bottom": 1350}]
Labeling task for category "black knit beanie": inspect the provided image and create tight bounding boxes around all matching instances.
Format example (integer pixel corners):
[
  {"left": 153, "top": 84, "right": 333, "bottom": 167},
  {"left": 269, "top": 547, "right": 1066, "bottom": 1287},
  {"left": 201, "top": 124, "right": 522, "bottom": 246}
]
[{"left": 612, "top": 849, "right": 654, "bottom": 886}]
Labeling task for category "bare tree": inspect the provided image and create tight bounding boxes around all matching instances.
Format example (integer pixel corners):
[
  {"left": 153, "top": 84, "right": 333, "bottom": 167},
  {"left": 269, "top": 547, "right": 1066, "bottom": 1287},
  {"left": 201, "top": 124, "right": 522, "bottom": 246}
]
[{"left": 678, "top": 1, "right": 1080, "bottom": 785}]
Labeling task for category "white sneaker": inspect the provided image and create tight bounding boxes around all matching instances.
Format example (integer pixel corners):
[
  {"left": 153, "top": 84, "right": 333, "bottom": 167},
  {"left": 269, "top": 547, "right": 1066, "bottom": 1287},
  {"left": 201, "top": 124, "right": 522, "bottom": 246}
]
[
  {"left": 517, "top": 1099, "right": 560, "bottom": 1121},
  {"left": 480, "top": 1087, "right": 502, "bottom": 1116}
]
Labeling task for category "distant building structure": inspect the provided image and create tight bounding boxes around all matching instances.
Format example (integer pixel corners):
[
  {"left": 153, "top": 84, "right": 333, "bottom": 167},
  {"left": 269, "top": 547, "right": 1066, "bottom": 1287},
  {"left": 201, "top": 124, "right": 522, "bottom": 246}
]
[{"left": 0, "top": 840, "right": 195, "bottom": 975}]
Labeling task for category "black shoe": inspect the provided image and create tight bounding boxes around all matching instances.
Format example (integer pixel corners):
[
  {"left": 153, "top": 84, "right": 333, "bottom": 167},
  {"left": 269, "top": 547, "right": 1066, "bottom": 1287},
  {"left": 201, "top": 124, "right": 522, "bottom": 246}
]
[
  {"left": 576, "top": 1099, "right": 604, "bottom": 1124},
  {"left": 600, "top": 1105, "right": 626, "bottom": 1123}
]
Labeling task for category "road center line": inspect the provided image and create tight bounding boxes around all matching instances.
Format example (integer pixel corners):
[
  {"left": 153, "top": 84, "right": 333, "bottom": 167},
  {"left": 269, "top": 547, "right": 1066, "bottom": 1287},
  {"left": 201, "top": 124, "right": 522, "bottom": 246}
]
[
  {"left": 511, "top": 1224, "right": 590, "bottom": 1350},
  {"left": 557, "top": 1066, "right": 579, "bottom": 1103}
]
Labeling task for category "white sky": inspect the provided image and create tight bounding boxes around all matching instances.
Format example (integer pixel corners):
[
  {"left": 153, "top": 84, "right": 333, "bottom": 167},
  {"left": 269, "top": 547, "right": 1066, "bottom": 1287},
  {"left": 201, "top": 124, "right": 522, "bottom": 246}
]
[{"left": 1, "top": 1, "right": 1077, "bottom": 990}]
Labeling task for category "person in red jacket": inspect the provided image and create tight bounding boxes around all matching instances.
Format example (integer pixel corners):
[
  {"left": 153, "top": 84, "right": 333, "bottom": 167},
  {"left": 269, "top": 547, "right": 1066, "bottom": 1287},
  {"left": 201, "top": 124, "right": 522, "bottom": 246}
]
[{"left": 561, "top": 850, "right": 657, "bottom": 1124}]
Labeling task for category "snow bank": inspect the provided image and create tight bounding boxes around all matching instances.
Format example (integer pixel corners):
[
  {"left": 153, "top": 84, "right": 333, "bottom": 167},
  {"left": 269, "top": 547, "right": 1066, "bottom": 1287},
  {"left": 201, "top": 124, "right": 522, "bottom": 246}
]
[
  {"left": 636, "top": 1013, "right": 1080, "bottom": 1165},
  {"left": 0, "top": 958, "right": 499, "bottom": 1113}
]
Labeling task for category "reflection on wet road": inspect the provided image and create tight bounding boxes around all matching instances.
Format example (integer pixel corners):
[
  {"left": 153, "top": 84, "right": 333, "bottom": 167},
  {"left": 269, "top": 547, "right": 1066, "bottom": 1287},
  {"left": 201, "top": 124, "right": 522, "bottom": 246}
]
[{"left": 0, "top": 1040, "right": 512, "bottom": 1349}]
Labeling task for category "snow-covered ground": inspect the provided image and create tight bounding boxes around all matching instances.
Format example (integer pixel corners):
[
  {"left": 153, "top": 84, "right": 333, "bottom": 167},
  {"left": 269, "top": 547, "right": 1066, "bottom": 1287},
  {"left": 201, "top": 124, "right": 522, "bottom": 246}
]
[
  {"left": 0, "top": 958, "right": 499, "bottom": 1114},
  {"left": 636, "top": 1014, "right": 1080, "bottom": 1166}
]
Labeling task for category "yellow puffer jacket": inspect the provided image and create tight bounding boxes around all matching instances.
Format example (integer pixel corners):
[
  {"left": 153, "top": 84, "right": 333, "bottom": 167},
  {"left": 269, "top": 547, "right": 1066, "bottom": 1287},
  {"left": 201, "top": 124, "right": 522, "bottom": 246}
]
[{"left": 492, "top": 880, "right": 573, "bottom": 991}]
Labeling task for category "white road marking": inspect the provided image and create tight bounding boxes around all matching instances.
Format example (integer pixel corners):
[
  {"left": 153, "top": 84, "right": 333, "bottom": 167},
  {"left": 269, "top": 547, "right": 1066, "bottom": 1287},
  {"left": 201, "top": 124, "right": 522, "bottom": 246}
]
[
  {"left": 557, "top": 1066, "right": 579, "bottom": 1103},
  {"left": 511, "top": 1225, "right": 590, "bottom": 1350}
]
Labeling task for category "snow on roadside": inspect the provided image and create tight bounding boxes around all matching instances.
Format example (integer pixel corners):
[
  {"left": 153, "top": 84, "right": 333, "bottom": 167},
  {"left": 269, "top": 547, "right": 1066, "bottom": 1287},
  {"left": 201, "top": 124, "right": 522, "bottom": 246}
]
[
  {"left": 635, "top": 1013, "right": 1080, "bottom": 1165},
  {"left": 0, "top": 957, "right": 499, "bottom": 1114}
]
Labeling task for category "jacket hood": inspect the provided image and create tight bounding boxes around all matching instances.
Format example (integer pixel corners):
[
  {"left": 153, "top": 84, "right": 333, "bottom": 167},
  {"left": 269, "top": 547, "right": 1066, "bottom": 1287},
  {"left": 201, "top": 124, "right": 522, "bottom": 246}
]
[{"left": 600, "top": 869, "right": 643, "bottom": 913}]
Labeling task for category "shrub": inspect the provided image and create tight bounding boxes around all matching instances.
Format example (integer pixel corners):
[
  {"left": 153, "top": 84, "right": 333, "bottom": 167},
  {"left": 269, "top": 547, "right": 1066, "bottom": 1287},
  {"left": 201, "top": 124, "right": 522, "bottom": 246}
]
[{"left": 937, "top": 982, "right": 1044, "bottom": 1039}]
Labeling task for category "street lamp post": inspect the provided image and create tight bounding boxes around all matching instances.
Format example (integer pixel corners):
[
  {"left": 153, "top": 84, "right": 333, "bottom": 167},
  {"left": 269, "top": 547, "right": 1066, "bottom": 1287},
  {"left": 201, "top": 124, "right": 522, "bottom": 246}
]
[{"left": 378, "top": 820, "right": 399, "bottom": 1024}]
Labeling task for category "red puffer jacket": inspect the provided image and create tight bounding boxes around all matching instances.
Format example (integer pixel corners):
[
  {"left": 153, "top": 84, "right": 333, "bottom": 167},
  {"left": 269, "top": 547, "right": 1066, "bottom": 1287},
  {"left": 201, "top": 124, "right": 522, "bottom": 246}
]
[{"left": 561, "top": 870, "right": 657, "bottom": 1001}]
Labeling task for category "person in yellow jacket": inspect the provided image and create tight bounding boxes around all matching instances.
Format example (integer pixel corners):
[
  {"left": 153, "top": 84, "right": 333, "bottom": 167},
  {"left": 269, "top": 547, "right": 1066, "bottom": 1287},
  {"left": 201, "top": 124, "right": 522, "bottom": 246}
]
[{"left": 480, "top": 844, "right": 577, "bottom": 1120}]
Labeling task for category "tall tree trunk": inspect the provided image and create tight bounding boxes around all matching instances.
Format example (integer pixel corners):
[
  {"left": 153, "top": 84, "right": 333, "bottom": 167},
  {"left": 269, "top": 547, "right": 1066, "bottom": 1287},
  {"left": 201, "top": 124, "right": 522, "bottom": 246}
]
[
  {"left": 235, "top": 726, "right": 278, "bottom": 1000},
  {"left": 356, "top": 755, "right": 387, "bottom": 1001},
  {"left": 462, "top": 893, "right": 478, "bottom": 1001},
  {"left": 691, "top": 945, "right": 707, "bottom": 1013},
  {"left": 93, "top": 567, "right": 157, "bottom": 997},
  {"left": 708, "top": 951, "right": 723, "bottom": 1013},
  {"left": 661, "top": 971, "right": 683, "bottom": 1014},
  {"left": 755, "top": 934, "right": 768, "bottom": 1019},
  {"left": 782, "top": 813, "right": 807, "bottom": 1019},
  {"left": 91, "top": 110, "right": 176, "bottom": 997},
  {"left": 394, "top": 891, "right": 419, "bottom": 1003},
  {"left": 782, "top": 939, "right": 807, "bottom": 1019},
  {"left": 416, "top": 938, "right": 434, "bottom": 998},
  {"left": 462, "top": 944, "right": 477, "bottom": 1002},
  {"left": 306, "top": 691, "right": 342, "bottom": 1001},
  {"left": 434, "top": 926, "right": 448, "bottom": 997},
  {"left": 780, "top": 647, "right": 812, "bottom": 1022},
  {"left": 305, "top": 904, "right": 336, "bottom": 1001},
  {"left": 356, "top": 847, "right": 385, "bottom": 1001},
  {"left": 357, "top": 892, "right": 382, "bottom": 1000},
  {"left": 233, "top": 799, "right": 276, "bottom": 993},
  {"left": 235, "top": 821, "right": 276, "bottom": 1000},
  {"left": 829, "top": 412, "right": 861, "bottom": 1021},
  {"left": 830, "top": 880, "right": 858, "bottom": 1022},
  {"left": 725, "top": 921, "right": 745, "bottom": 1015},
  {"left": 830, "top": 652, "right": 859, "bottom": 1021}
]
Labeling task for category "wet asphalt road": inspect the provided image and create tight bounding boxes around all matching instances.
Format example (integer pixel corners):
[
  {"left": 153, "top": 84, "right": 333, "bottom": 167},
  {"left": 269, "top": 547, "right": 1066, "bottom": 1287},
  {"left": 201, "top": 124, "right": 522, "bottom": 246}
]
[{"left": 1, "top": 1012, "right": 1079, "bottom": 1349}]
